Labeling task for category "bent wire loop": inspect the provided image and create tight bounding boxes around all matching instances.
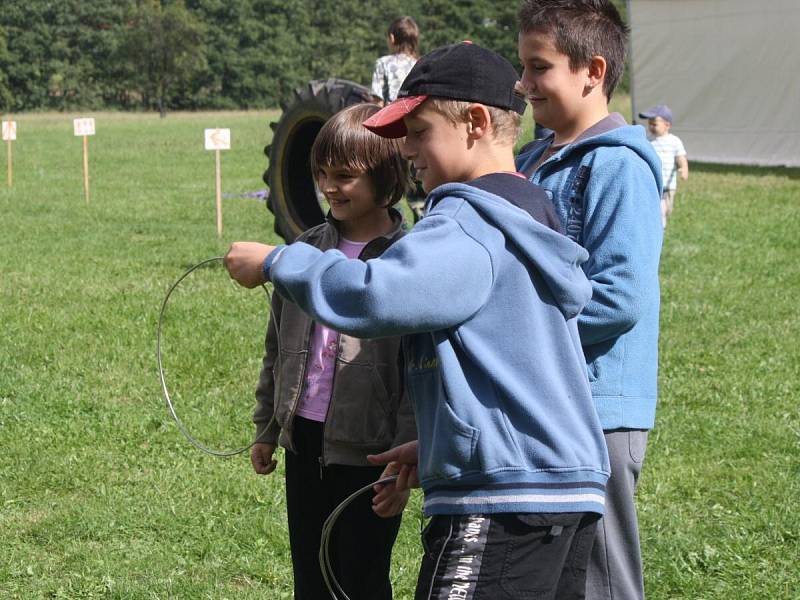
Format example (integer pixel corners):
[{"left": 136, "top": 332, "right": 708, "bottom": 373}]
[
  {"left": 158, "top": 255, "right": 401, "bottom": 600},
  {"left": 319, "top": 475, "right": 401, "bottom": 600},
  {"left": 157, "top": 255, "right": 274, "bottom": 457}
]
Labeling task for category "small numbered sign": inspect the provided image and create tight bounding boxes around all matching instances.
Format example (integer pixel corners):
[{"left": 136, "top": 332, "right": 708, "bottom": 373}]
[
  {"left": 2, "top": 121, "right": 16, "bottom": 141},
  {"left": 73, "top": 118, "right": 96, "bottom": 137},
  {"left": 204, "top": 128, "right": 231, "bottom": 151}
]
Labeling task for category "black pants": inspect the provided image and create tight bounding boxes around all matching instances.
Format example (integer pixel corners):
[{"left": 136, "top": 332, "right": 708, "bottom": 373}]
[
  {"left": 285, "top": 417, "right": 402, "bottom": 600},
  {"left": 415, "top": 512, "right": 599, "bottom": 600}
]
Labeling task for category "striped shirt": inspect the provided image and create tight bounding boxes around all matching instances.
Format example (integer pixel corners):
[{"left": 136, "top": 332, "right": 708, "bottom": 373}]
[{"left": 648, "top": 133, "right": 686, "bottom": 190}]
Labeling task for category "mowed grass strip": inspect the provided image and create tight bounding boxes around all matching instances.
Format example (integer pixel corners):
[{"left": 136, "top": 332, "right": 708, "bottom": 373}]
[{"left": 1, "top": 112, "right": 798, "bottom": 599}]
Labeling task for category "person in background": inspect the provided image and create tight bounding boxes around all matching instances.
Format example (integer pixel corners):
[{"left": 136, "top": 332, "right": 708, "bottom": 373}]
[
  {"left": 639, "top": 104, "right": 689, "bottom": 227},
  {"left": 371, "top": 16, "right": 420, "bottom": 105},
  {"left": 371, "top": 16, "right": 426, "bottom": 222}
]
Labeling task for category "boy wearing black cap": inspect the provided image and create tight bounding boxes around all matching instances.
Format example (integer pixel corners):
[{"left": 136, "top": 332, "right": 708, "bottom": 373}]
[{"left": 225, "top": 42, "right": 609, "bottom": 599}]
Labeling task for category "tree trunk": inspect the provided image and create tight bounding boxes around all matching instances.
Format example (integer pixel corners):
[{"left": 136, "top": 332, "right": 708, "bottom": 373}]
[{"left": 158, "top": 79, "right": 166, "bottom": 118}]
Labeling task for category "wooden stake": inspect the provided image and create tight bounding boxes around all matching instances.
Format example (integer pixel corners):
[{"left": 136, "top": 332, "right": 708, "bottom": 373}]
[
  {"left": 6, "top": 134, "right": 11, "bottom": 189},
  {"left": 82, "top": 135, "right": 90, "bottom": 203},
  {"left": 4, "top": 117, "right": 12, "bottom": 188},
  {"left": 215, "top": 148, "right": 222, "bottom": 238}
]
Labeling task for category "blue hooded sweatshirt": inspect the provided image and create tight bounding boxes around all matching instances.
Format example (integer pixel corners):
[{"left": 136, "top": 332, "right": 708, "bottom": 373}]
[
  {"left": 516, "top": 116, "right": 663, "bottom": 430},
  {"left": 265, "top": 176, "right": 610, "bottom": 516}
]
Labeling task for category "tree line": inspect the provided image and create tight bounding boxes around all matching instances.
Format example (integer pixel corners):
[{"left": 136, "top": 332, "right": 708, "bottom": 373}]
[{"left": 0, "top": 0, "right": 627, "bottom": 115}]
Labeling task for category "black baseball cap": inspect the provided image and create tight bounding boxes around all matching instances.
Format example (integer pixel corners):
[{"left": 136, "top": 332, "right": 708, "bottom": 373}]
[{"left": 363, "top": 41, "right": 527, "bottom": 138}]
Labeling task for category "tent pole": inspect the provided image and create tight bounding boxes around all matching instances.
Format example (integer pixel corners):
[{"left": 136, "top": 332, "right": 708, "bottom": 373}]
[{"left": 626, "top": 0, "right": 637, "bottom": 124}]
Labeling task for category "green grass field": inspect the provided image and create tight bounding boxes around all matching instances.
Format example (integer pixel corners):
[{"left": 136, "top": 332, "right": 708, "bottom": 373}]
[{"left": 1, "top": 110, "right": 798, "bottom": 599}]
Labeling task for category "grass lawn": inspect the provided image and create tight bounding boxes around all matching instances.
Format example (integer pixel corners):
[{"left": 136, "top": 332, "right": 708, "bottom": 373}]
[{"left": 1, "top": 109, "right": 798, "bottom": 599}]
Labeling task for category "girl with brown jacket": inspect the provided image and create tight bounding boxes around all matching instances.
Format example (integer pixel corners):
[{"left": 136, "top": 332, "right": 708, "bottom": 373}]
[{"left": 251, "top": 103, "right": 415, "bottom": 600}]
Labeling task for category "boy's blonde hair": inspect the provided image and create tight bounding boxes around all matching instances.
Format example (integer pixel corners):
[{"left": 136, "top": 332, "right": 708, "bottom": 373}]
[
  {"left": 425, "top": 98, "right": 522, "bottom": 146},
  {"left": 311, "top": 104, "right": 410, "bottom": 208}
]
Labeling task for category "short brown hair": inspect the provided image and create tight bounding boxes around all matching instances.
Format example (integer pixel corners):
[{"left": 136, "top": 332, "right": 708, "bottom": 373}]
[
  {"left": 518, "top": 0, "right": 628, "bottom": 101},
  {"left": 425, "top": 98, "right": 522, "bottom": 146},
  {"left": 311, "top": 104, "right": 409, "bottom": 208},
  {"left": 388, "top": 16, "right": 419, "bottom": 58}
]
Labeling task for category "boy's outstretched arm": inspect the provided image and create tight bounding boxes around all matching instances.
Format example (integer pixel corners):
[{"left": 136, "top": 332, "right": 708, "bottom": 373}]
[{"left": 232, "top": 214, "right": 493, "bottom": 339}]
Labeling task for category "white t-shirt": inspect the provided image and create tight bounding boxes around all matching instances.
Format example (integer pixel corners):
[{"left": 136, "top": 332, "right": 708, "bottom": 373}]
[
  {"left": 647, "top": 133, "right": 687, "bottom": 191},
  {"left": 371, "top": 53, "right": 417, "bottom": 102}
]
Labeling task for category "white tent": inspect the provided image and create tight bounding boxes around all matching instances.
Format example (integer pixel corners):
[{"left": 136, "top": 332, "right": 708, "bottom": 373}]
[{"left": 627, "top": 0, "right": 800, "bottom": 167}]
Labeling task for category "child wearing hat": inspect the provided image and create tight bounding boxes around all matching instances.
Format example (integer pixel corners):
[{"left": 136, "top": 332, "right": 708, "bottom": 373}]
[
  {"left": 225, "top": 42, "right": 609, "bottom": 599},
  {"left": 640, "top": 104, "right": 689, "bottom": 227}
]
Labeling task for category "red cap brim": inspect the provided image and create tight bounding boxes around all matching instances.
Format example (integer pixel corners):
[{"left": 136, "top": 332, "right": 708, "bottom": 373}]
[{"left": 363, "top": 96, "right": 428, "bottom": 138}]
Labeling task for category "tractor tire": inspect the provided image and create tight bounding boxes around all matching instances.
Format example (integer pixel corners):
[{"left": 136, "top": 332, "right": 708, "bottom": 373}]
[{"left": 263, "top": 78, "right": 374, "bottom": 242}]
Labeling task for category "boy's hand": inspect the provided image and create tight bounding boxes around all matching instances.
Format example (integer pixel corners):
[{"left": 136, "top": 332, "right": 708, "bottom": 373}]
[
  {"left": 368, "top": 439, "right": 419, "bottom": 466},
  {"left": 224, "top": 242, "right": 275, "bottom": 288},
  {"left": 371, "top": 476, "right": 410, "bottom": 518},
  {"left": 368, "top": 440, "right": 419, "bottom": 517},
  {"left": 251, "top": 442, "right": 278, "bottom": 475}
]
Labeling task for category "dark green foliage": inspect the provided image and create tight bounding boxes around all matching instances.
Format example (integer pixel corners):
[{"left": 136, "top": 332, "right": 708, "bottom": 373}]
[
  {"left": 121, "top": 0, "right": 207, "bottom": 116},
  {"left": 0, "top": 0, "right": 629, "bottom": 111},
  {"left": 0, "top": 25, "right": 13, "bottom": 111},
  {"left": 185, "top": 0, "right": 311, "bottom": 109},
  {"left": 2, "top": 0, "right": 136, "bottom": 111}
]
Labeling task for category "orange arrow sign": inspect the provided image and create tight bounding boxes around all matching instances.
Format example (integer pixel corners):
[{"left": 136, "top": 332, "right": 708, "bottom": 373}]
[{"left": 204, "top": 128, "right": 231, "bottom": 150}]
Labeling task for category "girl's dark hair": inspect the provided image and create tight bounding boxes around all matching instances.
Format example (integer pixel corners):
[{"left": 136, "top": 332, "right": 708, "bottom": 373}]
[
  {"left": 518, "top": 0, "right": 628, "bottom": 101},
  {"left": 388, "top": 16, "right": 420, "bottom": 58},
  {"left": 311, "top": 104, "right": 409, "bottom": 208}
]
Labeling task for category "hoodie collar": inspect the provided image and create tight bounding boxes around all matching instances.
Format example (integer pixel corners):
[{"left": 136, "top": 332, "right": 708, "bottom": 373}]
[
  {"left": 571, "top": 112, "right": 628, "bottom": 145},
  {"left": 539, "top": 113, "right": 628, "bottom": 164}
]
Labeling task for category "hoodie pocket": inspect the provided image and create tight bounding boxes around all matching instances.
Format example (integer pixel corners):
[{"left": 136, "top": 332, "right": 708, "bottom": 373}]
[
  {"left": 584, "top": 339, "right": 623, "bottom": 393},
  {"left": 409, "top": 369, "right": 479, "bottom": 481},
  {"left": 586, "top": 358, "right": 599, "bottom": 383}
]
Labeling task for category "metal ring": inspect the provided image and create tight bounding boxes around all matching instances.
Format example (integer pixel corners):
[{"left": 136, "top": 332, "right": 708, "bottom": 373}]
[
  {"left": 158, "top": 256, "right": 404, "bottom": 599},
  {"left": 156, "top": 256, "right": 273, "bottom": 457},
  {"left": 319, "top": 475, "right": 401, "bottom": 599}
]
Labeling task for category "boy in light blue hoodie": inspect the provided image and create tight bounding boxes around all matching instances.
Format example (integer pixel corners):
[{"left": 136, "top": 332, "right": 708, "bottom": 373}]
[
  {"left": 226, "top": 42, "right": 609, "bottom": 599},
  {"left": 516, "top": 2, "right": 663, "bottom": 599}
]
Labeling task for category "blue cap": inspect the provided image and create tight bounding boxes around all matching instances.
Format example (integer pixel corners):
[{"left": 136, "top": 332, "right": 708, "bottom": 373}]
[{"left": 638, "top": 104, "right": 672, "bottom": 123}]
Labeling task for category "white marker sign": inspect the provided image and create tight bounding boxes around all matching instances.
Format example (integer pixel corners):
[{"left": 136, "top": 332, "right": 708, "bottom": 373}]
[
  {"left": 73, "top": 118, "right": 96, "bottom": 137},
  {"left": 204, "top": 128, "right": 231, "bottom": 151},
  {"left": 2, "top": 121, "right": 17, "bottom": 141}
]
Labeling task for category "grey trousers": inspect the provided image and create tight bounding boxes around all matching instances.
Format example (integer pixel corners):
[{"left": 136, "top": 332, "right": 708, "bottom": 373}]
[{"left": 586, "top": 430, "right": 649, "bottom": 600}]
